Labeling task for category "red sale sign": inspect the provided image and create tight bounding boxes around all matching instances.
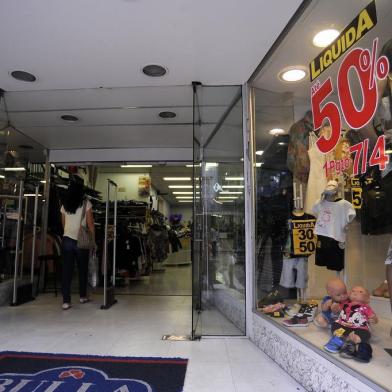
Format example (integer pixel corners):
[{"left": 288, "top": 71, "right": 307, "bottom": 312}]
[{"left": 310, "top": 2, "right": 390, "bottom": 176}]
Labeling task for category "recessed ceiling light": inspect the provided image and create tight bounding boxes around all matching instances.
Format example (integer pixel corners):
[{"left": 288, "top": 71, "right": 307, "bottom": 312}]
[
  {"left": 142, "top": 64, "right": 167, "bottom": 77},
  {"left": 218, "top": 196, "right": 238, "bottom": 199},
  {"left": 18, "top": 144, "right": 33, "bottom": 150},
  {"left": 121, "top": 164, "right": 152, "bottom": 168},
  {"left": 173, "top": 191, "right": 194, "bottom": 194},
  {"left": 11, "top": 70, "right": 37, "bottom": 82},
  {"left": 279, "top": 68, "right": 307, "bottom": 82},
  {"left": 313, "top": 29, "right": 340, "bottom": 48},
  {"left": 269, "top": 128, "right": 286, "bottom": 136},
  {"left": 61, "top": 114, "right": 79, "bottom": 122},
  {"left": 225, "top": 177, "right": 244, "bottom": 181},
  {"left": 159, "top": 111, "right": 176, "bottom": 119},
  {"left": 255, "top": 150, "right": 264, "bottom": 156},
  {"left": 163, "top": 177, "right": 191, "bottom": 181}
]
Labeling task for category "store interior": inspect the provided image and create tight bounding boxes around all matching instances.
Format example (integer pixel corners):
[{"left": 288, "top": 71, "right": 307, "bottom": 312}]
[{"left": 252, "top": 0, "right": 392, "bottom": 389}]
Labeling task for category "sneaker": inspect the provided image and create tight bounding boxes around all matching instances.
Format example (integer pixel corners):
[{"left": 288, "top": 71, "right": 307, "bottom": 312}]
[
  {"left": 79, "top": 298, "right": 90, "bottom": 304},
  {"left": 62, "top": 303, "right": 72, "bottom": 310},
  {"left": 285, "top": 303, "right": 302, "bottom": 317},
  {"left": 283, "top": 315, "right": 309, "bottom": 327},
  {"left": 324, "top": 336, "right": 344, "bottom": 353},
  {"left": 354, "top": 342, "right": 372, "bottom": 363},
  {"left": 295, "top": 303, "right": 318, "bottom": 322},
  {"left": 260, "top": 302, "right": 286, "bottom": 314},
  {"left": 340, "top": 341, "right": 356, "bottom": 359}
]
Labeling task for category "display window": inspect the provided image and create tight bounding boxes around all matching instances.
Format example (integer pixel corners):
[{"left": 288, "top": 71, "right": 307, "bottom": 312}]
[{"left": 251, "top": 0, "right": 392, "bottom": 389}]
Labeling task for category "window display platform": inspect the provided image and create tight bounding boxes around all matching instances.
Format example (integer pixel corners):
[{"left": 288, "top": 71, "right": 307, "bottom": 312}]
[{"left": 251, "top": 311, "right": 391, "bottom": 392}]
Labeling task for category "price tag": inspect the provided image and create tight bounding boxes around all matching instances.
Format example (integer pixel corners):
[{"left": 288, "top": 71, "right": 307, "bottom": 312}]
[
  {"left": 351, "top": 177, "right": 362, "bottom": 209},
  {"left": 292, "top": 219, "right": 317, "bottom": 256}
]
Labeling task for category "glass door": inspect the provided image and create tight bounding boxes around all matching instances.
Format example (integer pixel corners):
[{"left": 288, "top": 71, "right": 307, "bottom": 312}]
[{"left": 192, "top": 84, "right": 246, "bottom": 337}]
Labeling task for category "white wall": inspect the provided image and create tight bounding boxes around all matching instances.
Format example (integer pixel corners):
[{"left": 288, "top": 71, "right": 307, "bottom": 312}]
[
  {"left": 170, "top": 206, "right": 192, "bottom": 224},
  {"left": 95, "top": 170, "right": 170, "bottom": 218}
]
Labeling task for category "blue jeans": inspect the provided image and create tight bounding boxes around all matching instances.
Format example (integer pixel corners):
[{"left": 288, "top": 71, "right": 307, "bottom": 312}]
[{"left": 62, "top": 236, "right": 89, "bottom": 303}]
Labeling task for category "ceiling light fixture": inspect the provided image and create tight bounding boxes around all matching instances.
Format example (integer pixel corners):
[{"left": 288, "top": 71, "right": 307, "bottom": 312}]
[
  {"left": 40, "top": 180, "right": 46, "bottom": 184},
  {"left": 176, "top": 196, "right": 200, "bottom": 199},
  {"left": 121, "top": 164, "right": 152, "bottom": 168},
  {"left": 61, "top": 114, "right": 79, "bottom": 122},
  {"left": 222, "top": 185, "right": 244, "bottom": 189},
  {"left": 278, "top": 142, "right": 287, "bottom": 146},
  {"left": 10, "top": 70, "right": 37, "bottom": 82},
  {"left": 255, "top": 163, "right": 263, "bottom": 167},
  {"left": 225, "top": 177, "right": 244, "bottom": 181},
  {"left": 219, "top": 191, "right": 242, "bottom": 195},
  {"left": 0, "top": 175, "right": 5, "bottom": 179},
  {"left": 221, "top": 200, "right": 234, "bottom": 203},
  {"left": 142, "top": 64, "right": 167, "bottom": 77},
  {"left": 2, "top": 167, "right": 26, "bottom": 171},
  {"left": 269, "top": 128, "right": 286, "bottom": 136},
  {"left": 218, "top": 196, "right": 238, "bottom": 199},
  {"left": 313, "top": 29, "right": 340, "bottom": 48},
  {"left": 163, "top": 177, "right": 191, "bottom": 181},
  {"left": 24, "top": 193, "right": 42, "bottom": 197},
  {"left": 172, "top": 191, "right": 193, "bottom": 195},
  {"left": 255, "top": 150, "right": 264, "bottom": 156},
  {"left": 168, "top": 185, "right": 197, "bottom": 189},
  {"left": 279, "top": 68, "right": 307, "bottom": 82},
  {"left": 186, "top": 164, "right": 201, "bottom": 168},
  {"left": 206, "top": 162, "right": 218, "bottom": 168},
  {"left": 159, "top": 111, "right": 176, "bottom": 119},
  {"left": 178, "top": 200, "right": 193, "bottom": 203}
]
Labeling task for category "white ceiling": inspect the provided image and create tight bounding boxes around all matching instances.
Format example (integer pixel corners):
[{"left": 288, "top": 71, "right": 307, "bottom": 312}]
[
  {"left": 0, "top": 0, "right": 302, "bottom": 91},
  {"left": 0, "top": 0, "right": 303, "bottom": 156}
]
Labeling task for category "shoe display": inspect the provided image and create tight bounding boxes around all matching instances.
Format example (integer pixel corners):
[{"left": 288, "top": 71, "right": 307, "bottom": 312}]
[
  {"left": 62, "top": 303, "right": 72, "bottom": 310},
  {"left": 283, "top": 315, "right": 309, "bottom": 327},
  {"left": 373, "top": 281, "right": 389, "bottom": 297},
  {"left": 324, "top": 336, "right": 344, "bottom": 353},
  {"left": 340, "top": 341, "right": 356, "bottom": 359}
]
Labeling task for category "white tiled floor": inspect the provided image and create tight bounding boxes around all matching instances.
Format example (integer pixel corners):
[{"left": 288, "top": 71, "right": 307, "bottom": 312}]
[{"left": 0, "top": 294, "right": 305, "bottom": 392}]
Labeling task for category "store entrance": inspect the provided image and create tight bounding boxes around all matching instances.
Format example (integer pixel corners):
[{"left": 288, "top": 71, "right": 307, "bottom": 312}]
[{"left": 46, "top": 162, "right": 193, "bottom": 308}]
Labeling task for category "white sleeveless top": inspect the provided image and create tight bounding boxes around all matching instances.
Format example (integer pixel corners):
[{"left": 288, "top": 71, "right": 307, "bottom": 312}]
[{"left": 60, "top": 200, "right": 92, "bottom": 240}]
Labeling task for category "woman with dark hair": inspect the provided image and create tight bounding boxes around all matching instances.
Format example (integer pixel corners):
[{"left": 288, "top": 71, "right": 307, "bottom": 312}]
[{"left": 60, "top": 179, "right": 95, "bottom": 310}]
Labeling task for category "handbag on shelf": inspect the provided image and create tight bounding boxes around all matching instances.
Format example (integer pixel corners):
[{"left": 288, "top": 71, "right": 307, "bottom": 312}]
[{"left": 77, "top": 200, "right": 95, "bottom": 250}]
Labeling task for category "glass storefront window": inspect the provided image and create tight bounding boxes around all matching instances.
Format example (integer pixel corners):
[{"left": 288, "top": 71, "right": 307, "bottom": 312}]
[{"left": 252, "top": 1, "right": 392, "bottom": 390}]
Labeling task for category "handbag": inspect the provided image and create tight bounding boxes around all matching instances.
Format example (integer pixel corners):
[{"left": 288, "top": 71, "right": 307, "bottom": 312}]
[{"left": 77, "top": 201, "right": 95, "bottom": 250}]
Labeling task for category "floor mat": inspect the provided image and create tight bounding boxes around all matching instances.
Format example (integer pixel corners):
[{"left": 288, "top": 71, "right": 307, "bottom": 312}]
[{"left": 0, "top": 351, "right": 188, "bottom": 391}]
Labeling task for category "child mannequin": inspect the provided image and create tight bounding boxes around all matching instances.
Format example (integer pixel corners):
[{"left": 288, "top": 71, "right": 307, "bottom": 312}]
[
  {"left": 324, "top": 286, "right": 378, "bottom": 362},
  {"left": 314, "top": 278, "right": 348, "bottom": 328}
]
